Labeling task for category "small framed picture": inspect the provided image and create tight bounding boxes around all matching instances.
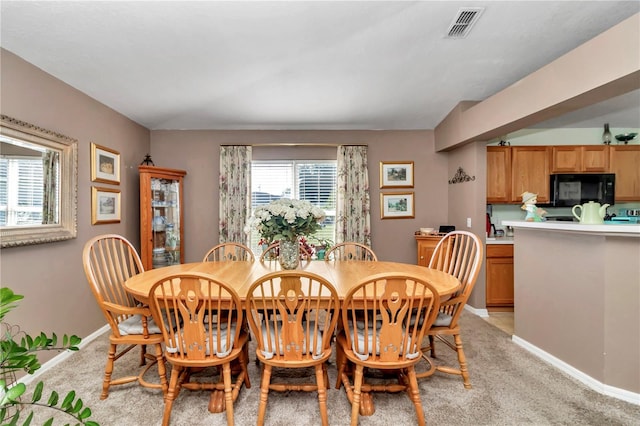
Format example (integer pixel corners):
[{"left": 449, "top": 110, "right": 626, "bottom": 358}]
[
  {"left": 380, "top": 161, "right": 414, "bottom": 188},
  {"left": 91, "top": 142, "right": 120, "bottom": 184},
  {"left": 380, "top": 192, "right": 415, "bottom": 219},
  {"left": 91, "top": 187, "right": 121, "bottom": 224}
]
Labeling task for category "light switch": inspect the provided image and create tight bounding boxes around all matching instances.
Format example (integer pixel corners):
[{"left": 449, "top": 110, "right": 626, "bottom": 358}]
[{"left": 466, "top": 217, "right": 472, "bottom": 227}]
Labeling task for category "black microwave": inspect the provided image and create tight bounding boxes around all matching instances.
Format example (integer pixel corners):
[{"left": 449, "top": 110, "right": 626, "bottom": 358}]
[{"left": 549, "top": 173, "right": 615, "bottom": 207}]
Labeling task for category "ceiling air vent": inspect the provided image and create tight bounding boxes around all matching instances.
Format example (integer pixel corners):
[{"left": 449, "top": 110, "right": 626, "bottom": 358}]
[{"left": 446, "top": 7, "right": 484, "bottom": 39}]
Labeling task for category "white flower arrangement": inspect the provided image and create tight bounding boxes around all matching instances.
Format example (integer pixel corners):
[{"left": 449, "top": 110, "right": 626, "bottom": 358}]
[{"left": 246, "top": 198, "right": 326, "bottom": 242}]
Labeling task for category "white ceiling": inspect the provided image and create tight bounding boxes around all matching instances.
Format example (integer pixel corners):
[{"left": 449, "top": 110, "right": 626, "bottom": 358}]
[{"left": 1, "top": 1, "right": 639, "bottom": 131}]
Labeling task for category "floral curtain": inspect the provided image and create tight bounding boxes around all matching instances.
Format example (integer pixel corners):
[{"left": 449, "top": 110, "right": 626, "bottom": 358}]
[
  {"left": 219, "top": 146, "right": 252, "bottom": 243},
  {"left": 42, "top": 151, "right": 59, "bottom": 224},
  {"left": 336, "top": 145, "right": 371, "bottom": 246}
]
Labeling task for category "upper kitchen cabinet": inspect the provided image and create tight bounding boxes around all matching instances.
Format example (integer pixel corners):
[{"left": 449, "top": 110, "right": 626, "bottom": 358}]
[
  {"left": 510, "top": 146, "right": 550, "bottom": 203},
  {"left": 551, "top": 145, "right": 609, "bottom": 173},
  {"left": 487, "top": 147, "right": 511, "bottom": 203},
  {"left": 609, "top": 145, "right": 640, "bottom": 201}
]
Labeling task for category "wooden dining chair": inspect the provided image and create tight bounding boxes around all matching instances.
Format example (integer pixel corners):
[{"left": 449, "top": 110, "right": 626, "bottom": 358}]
[
  {"left": 245, "top": 270, "right": 340, "bottom": 426},
  {"left": 324, "top": 242, "right": 378, "bottom": 261},
  {"left": 202, "top": 242, "right": 255, "bottom": 262},
  {"left": 416, "top": 230, "right": 483, "bottom": 389},
  {"left": 82, "top": 234, "right": 168, "bottom": 399},
  {"left": 147, "top": 272, "right": 251, "bottom": 426},
  {"left": 335, "top": 272, "right": 441, "bottom": 426}
]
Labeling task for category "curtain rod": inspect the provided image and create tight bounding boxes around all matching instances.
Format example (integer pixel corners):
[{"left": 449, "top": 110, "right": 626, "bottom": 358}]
[{"left": 220, "top": 144, "right": 368, "bottom": 147}]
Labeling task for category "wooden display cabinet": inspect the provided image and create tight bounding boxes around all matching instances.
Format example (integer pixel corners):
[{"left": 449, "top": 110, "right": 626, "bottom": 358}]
[
  {"left": 415, "top": 234, "right": 445, "bottom": 267},
  {"left": 486, "top": 244, "right": 514, "bottom": 307},
  {"left": 139, "top": 166, "right": 187, "bottom": 270}
]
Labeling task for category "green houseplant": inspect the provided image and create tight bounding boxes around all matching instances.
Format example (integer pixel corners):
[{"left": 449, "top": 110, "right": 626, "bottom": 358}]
[{"left": 0, "top": 287, "right": 99, "bottom": 425}]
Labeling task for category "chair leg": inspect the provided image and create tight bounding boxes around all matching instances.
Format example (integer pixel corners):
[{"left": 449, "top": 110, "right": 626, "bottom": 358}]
[
  {"left": 222, "top": 362, "right": 234, "bottom": 426},
  {"left": 350, "top": 364, "right": 364, "bottom": 426},
  {"left": 315, "top": 364, "right": 329, "bottom": 426},
  {"left": 429, "top": 335, "right": 436, "bottom": 357},
  {"left": 139, "top": 343, "right": 147, "bottom": 366},
  {"left": 101, "top": 343, "right": 117, "bottom": 399},
  {"left": 162, "top": 365, "right": 183, "bottom": 426},
  {"left": 454, "top": 334, "right": 471, "bottom": 389},
  {"left": 153, "top": 343, "right": 169, "bottom": 396},
  {"left": 335, "top": 342, "right": 346, "bottom": 389},
  {"left": 406, "top": 367, "right": 426, "bottom": 426},
  {"left": 257, "top": 364, "right": 272, "bottom": 426}
]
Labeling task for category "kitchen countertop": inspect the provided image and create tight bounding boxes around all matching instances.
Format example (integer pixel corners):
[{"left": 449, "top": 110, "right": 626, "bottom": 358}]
[
  {"left": 502, "top": 220, "right": 640, "bottom": 237},
  {"left": 485, "top": 236, "right": 514, "bottom": 244}
]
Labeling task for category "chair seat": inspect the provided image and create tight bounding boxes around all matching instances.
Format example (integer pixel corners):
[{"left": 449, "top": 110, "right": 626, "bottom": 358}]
[
  {"left": 348, "top": 325, "right": 420, "bottom": 361},
  {"left": 433, "top": 311, "right": 452, "bottom": 327},
  {"left": 117, "top": 314, "right": 162, "bottom": 335},
  {"left": 260, "top": 321, "right": 324, "bottom": 360},
  {"left": 166, "top": 324, "right": 237, "bottom": 357}
]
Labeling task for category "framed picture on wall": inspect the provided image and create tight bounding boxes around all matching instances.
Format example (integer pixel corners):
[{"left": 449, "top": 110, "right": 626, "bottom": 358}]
[
  {"left": 380, "top": 192, "right": 415, "bottom": 219},
  {"left": 91, "top": 142, "right": 120, "bottom": 184},
  {"left": 380, "top": 161, "right": 414, "bottom": 188},
  {"left": 91, "top": 186, "right": 121, "bottom": 224}
]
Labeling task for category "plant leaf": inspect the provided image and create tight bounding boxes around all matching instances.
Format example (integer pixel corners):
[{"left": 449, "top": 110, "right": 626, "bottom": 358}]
[
  {"left": 47, "top": 390, "right": 59, "bottom": 406},
  {"left": 78, "top": 406, "right": 92, "bottom": 420},
  {"left": 31, "top": 381, "right": 44, "bottom": 402},
  {"left": 61, "top": 390, "right": 75, "bottom": 410},
  {"left": 0, "top": 382, "right": 25, "bottom": 405}
]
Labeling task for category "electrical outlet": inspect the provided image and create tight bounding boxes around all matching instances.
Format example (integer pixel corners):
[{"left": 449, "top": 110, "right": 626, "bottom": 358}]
[{"left": 466, "top": 217, "right": 472, "bottom": 227}]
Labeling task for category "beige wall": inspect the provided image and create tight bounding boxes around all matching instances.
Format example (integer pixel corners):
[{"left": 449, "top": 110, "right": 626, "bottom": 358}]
[
  {"left": 445, "top": 142, "right": 488, "bottom": 309},
  {"left": 0, "top": 49, "right": 150, "bottom": 359},
  {"left": 150, "top": 130, "right": 449, "bottom": 263}
]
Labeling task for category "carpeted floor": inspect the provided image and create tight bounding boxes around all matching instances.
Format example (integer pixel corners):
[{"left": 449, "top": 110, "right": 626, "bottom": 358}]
[{"left": 20, "top": 311, "right": 640, "bottom": 425}]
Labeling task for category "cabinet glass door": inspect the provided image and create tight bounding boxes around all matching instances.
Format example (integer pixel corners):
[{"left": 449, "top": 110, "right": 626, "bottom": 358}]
[{"left": 151, "top": 177, "right": 181, "bottom": 268}]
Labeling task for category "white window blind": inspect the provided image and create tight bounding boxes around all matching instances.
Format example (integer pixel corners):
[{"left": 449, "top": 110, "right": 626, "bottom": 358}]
[
  {"left": 250, "top": 160, "right": 337, "bottom": 252},
  {"left": 0, "top": 156, "right": 44, "bottom": 225}
]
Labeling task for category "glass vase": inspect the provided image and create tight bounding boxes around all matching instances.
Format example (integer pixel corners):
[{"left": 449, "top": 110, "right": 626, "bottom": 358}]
[{"left": 278, "top": 238, "right": 299, "bottom": 270}]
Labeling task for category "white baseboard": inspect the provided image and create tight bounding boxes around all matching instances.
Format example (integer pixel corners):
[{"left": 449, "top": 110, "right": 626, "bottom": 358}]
[
  {"left": 512, "top": 335, "right": 640, "bottom": 406},
  {"left": 17, "top": 325, "right": 110, "bottom": 386},
  {"left": 464, "top": 304, "right": 489, "bottom": 318}
]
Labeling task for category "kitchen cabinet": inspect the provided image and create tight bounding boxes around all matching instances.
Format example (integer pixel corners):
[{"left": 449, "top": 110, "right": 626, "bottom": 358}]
[
  {"left": 609, "top": 145, "right": 640, "bottom": 201},
  {"left": 551, "top": 145, "right": 609, "bottom": 173},
  {"left": 486, "top": 244, "right": 514, "bottom": 307},
  {"left": 486, "top": 146, "right": 550, "bottom": 204},
  {"left": 415, "top": 234, "right": 445, "bottom": 267},
  {"left": 139, "top": 165, "right": 187, "bottom": 270},
  {"left": 510, "top": 146, "right": 550, "bottom": 203},
  {"left": 487, "top": 147, "right": 511, "bottom": 203}
]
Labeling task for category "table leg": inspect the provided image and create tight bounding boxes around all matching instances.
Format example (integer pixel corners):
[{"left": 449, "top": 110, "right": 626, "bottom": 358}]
[{"left": 208, "top": 390, "right": 225, "bottom": 413}]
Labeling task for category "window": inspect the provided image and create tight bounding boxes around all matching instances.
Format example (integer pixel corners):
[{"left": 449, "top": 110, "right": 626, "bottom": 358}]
[
  {"left": 250, "top": 160, "right": 337, "bottom": 253},
  {"left": 0, "top": 156, "right": 45, "bottom": 226}
]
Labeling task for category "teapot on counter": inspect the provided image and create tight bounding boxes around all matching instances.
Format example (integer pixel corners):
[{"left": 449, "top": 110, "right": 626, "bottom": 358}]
[{"left": 572, "top": 201, "right": 610, "bottom": 224}]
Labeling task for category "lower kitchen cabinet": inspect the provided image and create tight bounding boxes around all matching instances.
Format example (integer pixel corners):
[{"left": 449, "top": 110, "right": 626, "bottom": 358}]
[
  {"left": 486, "top": 244, "right": 514, "bottom": 307},
  {"left": 415, "top": 234, "right": 445, "bottom": 267}
]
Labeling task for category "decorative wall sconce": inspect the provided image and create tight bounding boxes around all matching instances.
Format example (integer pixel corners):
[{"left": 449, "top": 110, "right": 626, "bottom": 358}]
[{"left": 448, "top": 166, "right": 476, "bottom": 184}]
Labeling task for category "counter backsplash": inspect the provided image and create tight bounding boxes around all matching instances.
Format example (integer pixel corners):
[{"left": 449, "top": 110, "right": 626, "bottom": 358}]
[{"left": 488, "top": 202, "right": 640, "bottom": 233}]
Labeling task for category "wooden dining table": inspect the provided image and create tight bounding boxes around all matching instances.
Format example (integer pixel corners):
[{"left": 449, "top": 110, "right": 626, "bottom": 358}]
[
  {"left": 125, "top": 259, "right": 461, "bottom": 302},
  {"left": 124, "top": 259, "right": 461, "bottom": 415}
]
